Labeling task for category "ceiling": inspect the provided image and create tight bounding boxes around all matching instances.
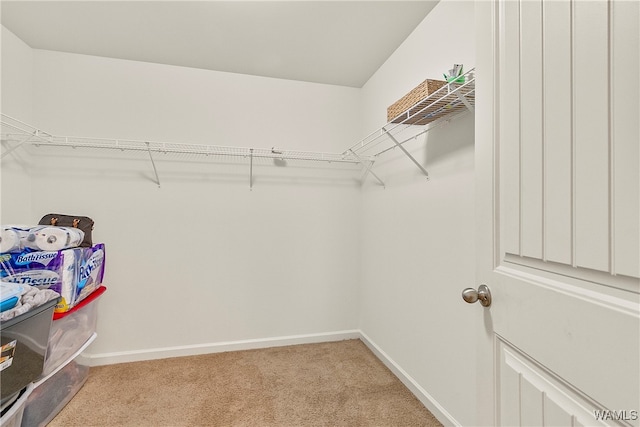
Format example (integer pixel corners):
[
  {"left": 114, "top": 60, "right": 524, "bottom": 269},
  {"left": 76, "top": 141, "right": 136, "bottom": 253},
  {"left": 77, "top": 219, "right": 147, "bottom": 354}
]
[{"left": 1, "top": 1, "right": 439, "bottom": 88}]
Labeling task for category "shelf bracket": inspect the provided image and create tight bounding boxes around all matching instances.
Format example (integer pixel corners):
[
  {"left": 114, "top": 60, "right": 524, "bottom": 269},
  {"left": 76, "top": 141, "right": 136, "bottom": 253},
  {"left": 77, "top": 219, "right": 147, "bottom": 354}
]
[
  {"left": 145, "top": 142, "right": 161, "bottom": 188},
  {"left": 349, "top": 149, "right": 385, "bottom": 188},
  {"left": 456, "top": 92, "right": 475, "bottom": 113},
  {"left": 382, "top": 126, "right": 429, "bottom": 180},
  {"left": 249, "top": 148, "right": 254, "bottom": 191},
  {"left": 1, "top": 132, "right": 37, "bottom": 159}
]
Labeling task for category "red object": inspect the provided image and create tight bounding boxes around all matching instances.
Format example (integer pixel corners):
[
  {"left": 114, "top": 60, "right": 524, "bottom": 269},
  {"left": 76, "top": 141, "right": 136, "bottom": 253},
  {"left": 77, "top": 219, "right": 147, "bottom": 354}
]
[{"left": 52, "top": 286, "right": 107, "bottom": 320}]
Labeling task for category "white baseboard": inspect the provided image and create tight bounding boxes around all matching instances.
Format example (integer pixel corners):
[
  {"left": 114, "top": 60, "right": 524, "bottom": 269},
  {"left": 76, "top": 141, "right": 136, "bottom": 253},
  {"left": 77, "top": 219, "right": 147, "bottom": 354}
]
[
  {"left": 358, "top": 331, "right": 460, "bottom": 427},
  {"left": 82, "top": 329, "right": 361, "bottom": 366}
]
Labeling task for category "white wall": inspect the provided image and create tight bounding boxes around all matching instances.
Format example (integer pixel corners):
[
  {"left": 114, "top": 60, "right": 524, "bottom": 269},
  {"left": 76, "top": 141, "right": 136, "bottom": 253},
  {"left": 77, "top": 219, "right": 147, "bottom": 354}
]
[
  {"left": 358, "top": 1, "right": 477, "bottom": 426},
  {"left": 1, "top": 26, "right": 34, "bottom": 223},
  {"left": 1, "top": 3, "right": 479, "bottom": 424},
  {"left": 22, "top": 50, "right": 363, "bottom": 359},
  {"left": 1, "top": 26, "right": 33, "bottom": 121}
]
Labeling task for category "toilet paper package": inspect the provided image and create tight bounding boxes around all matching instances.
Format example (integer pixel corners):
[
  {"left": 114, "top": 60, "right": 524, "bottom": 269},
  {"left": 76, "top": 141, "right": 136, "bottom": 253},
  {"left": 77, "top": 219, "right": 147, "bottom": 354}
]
[
  {"left": 0, "top": 226, "right": 35, "bottom": 253},
  {"left": 0, "top": 244, "right": 105, "bottom": 313},
  {"left": 31, "top": 226, "right": 85, "bottom": 251},
  {"left": 0, "top": 225, "right": 84, "bottom": 253}
]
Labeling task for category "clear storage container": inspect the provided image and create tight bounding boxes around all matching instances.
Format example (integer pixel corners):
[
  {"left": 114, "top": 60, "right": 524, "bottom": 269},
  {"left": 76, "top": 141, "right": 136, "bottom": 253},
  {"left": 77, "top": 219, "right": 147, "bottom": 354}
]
[
  {"left": 0, "top": 383, "right": 34, "bottom": 427},
  {"left": 43, "top": 286, "right": 105, "bottom": 376},
  {"left": 22, "top": 334, "right": 95, "bottom": 427}
]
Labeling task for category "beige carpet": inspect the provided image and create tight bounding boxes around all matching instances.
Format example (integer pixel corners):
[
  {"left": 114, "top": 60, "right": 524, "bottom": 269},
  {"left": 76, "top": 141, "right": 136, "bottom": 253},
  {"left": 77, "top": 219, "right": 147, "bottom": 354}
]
[{"left": 49, "top": 339, "right": 442, "bottom": 427}]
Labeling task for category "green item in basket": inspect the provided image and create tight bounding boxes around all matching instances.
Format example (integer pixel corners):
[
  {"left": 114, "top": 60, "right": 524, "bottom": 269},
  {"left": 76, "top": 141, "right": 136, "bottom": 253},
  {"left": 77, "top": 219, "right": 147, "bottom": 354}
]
[
  {"left": 446, "top": 75, "right": 466, "bottom": 84},
  {"left": 444, "top": 64, "right": 465, "bottom": 84}
]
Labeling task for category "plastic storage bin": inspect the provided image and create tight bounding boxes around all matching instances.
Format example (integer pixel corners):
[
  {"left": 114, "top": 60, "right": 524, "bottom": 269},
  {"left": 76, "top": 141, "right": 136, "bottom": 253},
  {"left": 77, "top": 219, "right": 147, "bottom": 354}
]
[
  {"left": 0, "top": 298, "right": 57, "bottom": 405},
  {"left": 0, "top": 383, "right": 34, "bottom": 427},
  {"left": 22, "top": 335, "right": 94, "bottom": 427},
  {"left": 43, "top": 286, "right": 106, "bottom": 377}
]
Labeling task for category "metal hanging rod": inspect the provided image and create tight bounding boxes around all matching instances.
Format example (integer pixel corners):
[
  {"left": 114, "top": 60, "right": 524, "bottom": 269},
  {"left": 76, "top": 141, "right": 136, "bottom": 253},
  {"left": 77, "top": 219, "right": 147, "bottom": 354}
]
[{"left": 0, "top": 114, "right": 370, "bottom": 165}]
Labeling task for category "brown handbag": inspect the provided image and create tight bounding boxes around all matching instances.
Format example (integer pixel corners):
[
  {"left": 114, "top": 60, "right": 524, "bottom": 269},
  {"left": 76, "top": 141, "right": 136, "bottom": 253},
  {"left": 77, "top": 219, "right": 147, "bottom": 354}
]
[{"left": 38, "top": 214, "right": 94, "bottom": 247}]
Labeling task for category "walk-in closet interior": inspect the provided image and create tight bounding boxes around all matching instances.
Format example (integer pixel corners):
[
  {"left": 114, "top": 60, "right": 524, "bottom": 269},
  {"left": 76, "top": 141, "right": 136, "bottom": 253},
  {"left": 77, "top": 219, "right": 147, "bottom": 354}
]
[
  {"left": 0, "top": 0, "right": 640, "bottom": 425},
  {"left": 2, "top": 0, "right": 530, "bottom": 425}
]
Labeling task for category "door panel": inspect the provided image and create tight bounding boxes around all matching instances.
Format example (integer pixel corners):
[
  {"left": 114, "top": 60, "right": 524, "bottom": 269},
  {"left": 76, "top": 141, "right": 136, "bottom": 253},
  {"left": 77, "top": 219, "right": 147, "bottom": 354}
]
[
  {"left": 611, "top": 0, "right": 640, "bottom": 278},
  {"left": 497, "top": 0, "right": 639, "bottom": 287},
  {"left": 519, "top": 0, "right": 543, "bottom": 260},
  {"left": 573, "top": 0, "right": 611, "bottom": 273},
  {"left": 492, "top": 269, "right": 639, "bottom": 419},
  {"left": 542, "top": 0, "right": 572, "bottom": 266},
  {"left": 477, "top": 0, "right": 640, "bottom": 425},
  {"left": 497, "top": 339, "right": 614, "bottom": 427},
  {"left": 498, "top": 0, "right": 520, "bottom": 257}
]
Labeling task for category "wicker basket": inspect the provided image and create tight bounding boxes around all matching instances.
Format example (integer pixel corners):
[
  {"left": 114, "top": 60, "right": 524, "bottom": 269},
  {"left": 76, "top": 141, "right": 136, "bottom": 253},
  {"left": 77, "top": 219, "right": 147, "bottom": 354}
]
[{"left": 387, "top": 79, "right": 447, "bottom": 123}]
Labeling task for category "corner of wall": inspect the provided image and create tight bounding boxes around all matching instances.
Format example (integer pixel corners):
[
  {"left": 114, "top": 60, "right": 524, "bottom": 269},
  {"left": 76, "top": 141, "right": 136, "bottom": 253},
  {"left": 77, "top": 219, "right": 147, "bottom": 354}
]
[{"left": 354, "top": 0, "right": 478, "bottom": 425}]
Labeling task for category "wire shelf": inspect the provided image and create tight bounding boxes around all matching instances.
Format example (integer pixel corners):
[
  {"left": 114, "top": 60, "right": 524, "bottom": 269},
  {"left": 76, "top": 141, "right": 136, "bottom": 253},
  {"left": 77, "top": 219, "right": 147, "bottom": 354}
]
[
  {"left": 345, "top": 68, "right": 475, "bottom": 159},
  {"left": 1, "top": 68, "right": 475, "bottom": 188},
  {"left": 0, "top": 117, "right": 366, "bottom": 165}
]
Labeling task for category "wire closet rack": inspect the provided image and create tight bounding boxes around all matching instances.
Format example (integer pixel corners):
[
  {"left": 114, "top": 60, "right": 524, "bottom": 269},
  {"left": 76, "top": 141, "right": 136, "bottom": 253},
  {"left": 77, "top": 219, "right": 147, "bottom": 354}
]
[
  {"left": 344, "top": 68, "right": 475, "bottom": 187},
  {"left": 1, "top": 68, "right": 475, "bottom": 189},
  {"left": 0, "top": 115, "right": 369, "bottom": 189}
]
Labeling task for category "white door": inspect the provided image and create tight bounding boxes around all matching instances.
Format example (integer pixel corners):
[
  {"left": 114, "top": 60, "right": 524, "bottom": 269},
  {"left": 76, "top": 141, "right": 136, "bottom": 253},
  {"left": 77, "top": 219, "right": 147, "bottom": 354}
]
[{"left": 473, "top": 1, "right": 639, "bottom": 426}]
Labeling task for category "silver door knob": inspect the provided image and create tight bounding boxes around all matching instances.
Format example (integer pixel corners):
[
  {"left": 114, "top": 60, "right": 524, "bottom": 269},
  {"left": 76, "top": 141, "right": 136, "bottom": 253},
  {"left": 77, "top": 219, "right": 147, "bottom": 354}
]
[{"left": 461, "top": 284, "right": 491, "bottom": 307}]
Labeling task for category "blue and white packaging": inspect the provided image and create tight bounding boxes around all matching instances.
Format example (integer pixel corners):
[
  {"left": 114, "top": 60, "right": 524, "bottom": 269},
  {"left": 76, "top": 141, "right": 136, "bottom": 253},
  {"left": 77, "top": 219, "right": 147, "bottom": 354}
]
[{"left": 0, "top": 244, "right": 105, "bottom": 313}]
